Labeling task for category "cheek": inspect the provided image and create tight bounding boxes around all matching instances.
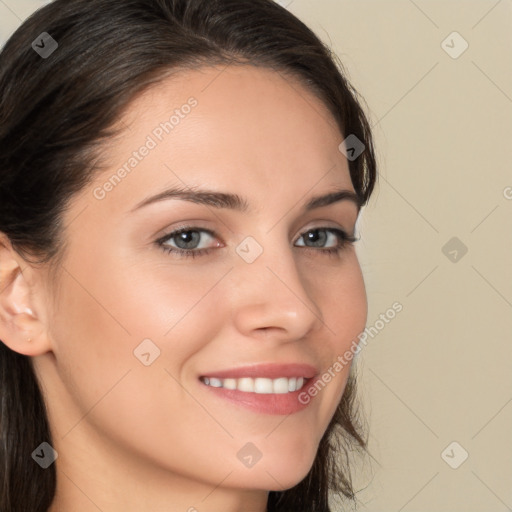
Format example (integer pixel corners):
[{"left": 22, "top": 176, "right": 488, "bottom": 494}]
[
  {"left": 52, "top": 254, "right": 234, "bottom": 422},
  {"left": 303, "top": 253, "right": 367, "bottom": 426},
  {"left": 47, "top": 260, "right": 234, "bottom": 476},
  {"left": 318, "top": 252, "right": 368, "bottom": 346},
  {"left": 46, "top": 269, "right": 139, "bottom": 426}
]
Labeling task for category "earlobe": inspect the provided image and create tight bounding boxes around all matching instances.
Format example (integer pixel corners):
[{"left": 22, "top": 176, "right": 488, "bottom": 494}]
[{"left": 0, "top": 235, "right": 51, "bottom": 357}]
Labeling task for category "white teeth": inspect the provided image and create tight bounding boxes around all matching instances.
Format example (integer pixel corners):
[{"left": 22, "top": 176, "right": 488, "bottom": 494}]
[
  {"left": 223, "top": 378, "right": 237, "bottom": 390},
  {"left": 201, "top": 376, "right": 308, "bottom": 394},
  {"left": 237, "top": 377, "right": 254, "bottom": 392},
  {"left": 254, "top": 378, "right": 273, "bottom": 394},
  {"left": 208, "top": 377, "right": 222, "bottom": 388},
  {"left": 273, "top": 377, "right": 289, "bottom": 394}
]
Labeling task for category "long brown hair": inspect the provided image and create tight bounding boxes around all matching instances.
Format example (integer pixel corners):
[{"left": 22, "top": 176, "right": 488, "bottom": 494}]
[{"left": 0, "top": 1, "right": 377, "bottom": 510}]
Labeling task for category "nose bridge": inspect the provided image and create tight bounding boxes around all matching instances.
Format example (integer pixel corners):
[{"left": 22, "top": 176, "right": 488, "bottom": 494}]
[{"left": 230, "top": 232, "right": 323, "bottom": 338}]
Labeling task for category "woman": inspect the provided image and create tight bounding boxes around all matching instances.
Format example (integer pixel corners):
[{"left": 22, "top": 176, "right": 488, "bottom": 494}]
[{"left": 0, "top": 0, "right": 377, "bottom": 510}]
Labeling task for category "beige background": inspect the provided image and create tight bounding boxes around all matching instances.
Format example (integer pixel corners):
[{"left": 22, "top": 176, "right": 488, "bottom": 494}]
[{"left": 1, "top": 0, "right": 511, "bottom": 511}]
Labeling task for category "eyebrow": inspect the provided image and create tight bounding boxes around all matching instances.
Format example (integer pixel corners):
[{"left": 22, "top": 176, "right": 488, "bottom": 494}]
[{"left": 129, "top": 185, "right": 362, "bottom": 213}]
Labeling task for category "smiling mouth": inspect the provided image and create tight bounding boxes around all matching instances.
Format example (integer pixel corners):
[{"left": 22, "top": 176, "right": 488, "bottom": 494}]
[{"left": 199, "top": 376, "right": 310, "bottom": 394}]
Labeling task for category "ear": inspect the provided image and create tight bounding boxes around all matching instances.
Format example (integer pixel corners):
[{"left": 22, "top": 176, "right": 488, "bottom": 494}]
[{"left": 0, "top": 233, "right": 52, "bottom": 356}]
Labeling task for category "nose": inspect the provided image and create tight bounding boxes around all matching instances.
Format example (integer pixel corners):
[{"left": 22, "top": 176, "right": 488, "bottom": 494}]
[{"left": 229, "top": 238, "right": 324, "bottom": 343}]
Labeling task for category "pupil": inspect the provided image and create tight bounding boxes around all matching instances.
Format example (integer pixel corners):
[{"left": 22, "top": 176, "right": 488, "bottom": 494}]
[
  {"left": 176, "top": 230, "right": 199, "bottom": 249},
  {"left": 306, "top": 229, "right": 326, "bottom": 247}
]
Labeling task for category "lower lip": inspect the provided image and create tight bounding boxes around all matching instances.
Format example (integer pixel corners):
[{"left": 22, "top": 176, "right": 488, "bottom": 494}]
[{"left": 199, "top": 376, "right": 320, "bottom": 415}]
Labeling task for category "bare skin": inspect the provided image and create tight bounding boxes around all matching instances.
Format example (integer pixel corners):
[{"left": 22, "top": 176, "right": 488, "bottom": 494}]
[{"left": 0, "top": 65, "right": 367, "bottom": 512}]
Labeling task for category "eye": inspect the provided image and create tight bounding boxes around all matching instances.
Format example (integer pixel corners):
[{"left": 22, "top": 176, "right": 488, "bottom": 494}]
[
  {"left": 295, "top": 228, "right": 347, "bottom": 249},
  {"left": 294, "top": 227, "right": 357, "bottom": 256},
  {"left": 155, "top": 225, "right": 358, "bottom": 259},
  {"left": 156, "top": 227, "right": 219, "bottom": 258}
]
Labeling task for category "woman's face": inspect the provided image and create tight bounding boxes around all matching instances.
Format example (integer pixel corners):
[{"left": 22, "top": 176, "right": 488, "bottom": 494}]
[{"left": 35, "top": 65, "right": 367, "bottom": 506}]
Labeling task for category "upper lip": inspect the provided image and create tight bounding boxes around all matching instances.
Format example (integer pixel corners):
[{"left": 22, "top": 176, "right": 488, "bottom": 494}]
[{"left": 199, "top": 363, "right": 318, "bottom": 380}]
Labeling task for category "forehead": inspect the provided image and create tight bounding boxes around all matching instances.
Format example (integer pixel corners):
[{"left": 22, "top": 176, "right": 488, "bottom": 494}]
[
  {"left": 79, "top": 64, "right": 354, "bottom": 216},
  {"left": 114, "top": 64, "right": 343, "bottom": 158}
]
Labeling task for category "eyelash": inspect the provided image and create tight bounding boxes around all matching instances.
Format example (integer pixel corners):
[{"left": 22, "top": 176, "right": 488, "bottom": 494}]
[{"left": 155, "top": 225, "right": 359, "bottom": 259}]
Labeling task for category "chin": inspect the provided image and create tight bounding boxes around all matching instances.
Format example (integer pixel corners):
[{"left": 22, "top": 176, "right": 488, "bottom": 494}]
[{"left": 229, "top": 448, "right": 318, "bottom": 492}]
